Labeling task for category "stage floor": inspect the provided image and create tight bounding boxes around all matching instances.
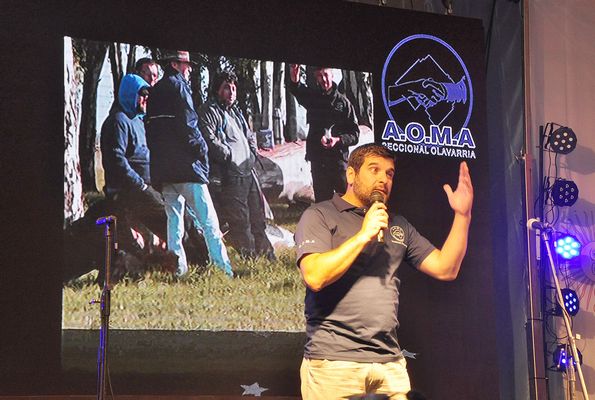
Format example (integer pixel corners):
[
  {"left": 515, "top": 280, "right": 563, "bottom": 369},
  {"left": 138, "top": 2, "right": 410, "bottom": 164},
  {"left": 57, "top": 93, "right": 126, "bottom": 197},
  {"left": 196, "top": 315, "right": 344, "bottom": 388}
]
[{"left": 0, "top": 397, "right": 301, "bottom": 400}]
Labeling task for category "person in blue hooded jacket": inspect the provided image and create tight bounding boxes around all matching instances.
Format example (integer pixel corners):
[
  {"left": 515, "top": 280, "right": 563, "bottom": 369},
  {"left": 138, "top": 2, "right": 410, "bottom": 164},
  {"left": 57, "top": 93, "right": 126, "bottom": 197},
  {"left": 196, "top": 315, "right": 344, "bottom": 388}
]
[
  {"left": 145, "top": 51, "right": 232, "bottom": 277},
  {"left": 100, "top": 73, "right": 168, "bottom": 251}
]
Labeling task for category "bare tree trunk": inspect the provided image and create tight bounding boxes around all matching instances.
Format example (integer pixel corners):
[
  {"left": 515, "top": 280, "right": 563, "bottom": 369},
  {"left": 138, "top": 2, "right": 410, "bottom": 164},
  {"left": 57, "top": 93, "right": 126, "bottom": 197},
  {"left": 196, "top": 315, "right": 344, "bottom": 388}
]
[
  {"left": 184, "top": 51, "right": 206, "bottom": 108},
  {"left": 284, "top": 63, "right": 298, "bottom": 142},
  {"left": 234, "top": 59, "right": 261, "bottom": 132},
  {"left": 260, "top": 62, "right": 273, "bottom": 131},
  {"left": 191, "top": 56, "right": 205, "bottom": 108},
  {"left": 109, "top": 43, "right": 125, "bottom": 103},
  {"left": 64, "top": 37, "right": 86, "bottom": 225},
  {"left": 358, "top": 71, "right": 374, "bottom": 129},
  {"left": 204, "top": 54, "right": 222, "bottom": 102},
  {"left": 342, "top": 70, "right": 373, "bottom": 129},
  {"left": 126, "top": 45, "right": 137, "bottom": 74},
  {"left": 272, "top": 62, "right": 285, "bottom": 145},
  {"left": 76, "top": 39, "right": 108, "bottom": 192}
]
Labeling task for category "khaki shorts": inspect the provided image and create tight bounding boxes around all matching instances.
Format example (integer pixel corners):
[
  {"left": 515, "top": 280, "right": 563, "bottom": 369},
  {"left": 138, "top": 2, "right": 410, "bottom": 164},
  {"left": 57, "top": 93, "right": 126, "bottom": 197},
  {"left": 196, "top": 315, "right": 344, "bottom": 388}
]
[{"left": 300, "top": 357, "right": 411, "bottom": 400}]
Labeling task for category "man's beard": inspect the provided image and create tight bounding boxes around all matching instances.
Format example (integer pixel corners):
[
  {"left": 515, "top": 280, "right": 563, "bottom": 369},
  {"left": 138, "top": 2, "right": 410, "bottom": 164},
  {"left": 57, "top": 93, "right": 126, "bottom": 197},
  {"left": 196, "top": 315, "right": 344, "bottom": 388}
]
[{"left": 352, "top": 177, "right": 374, "bottom": 207}]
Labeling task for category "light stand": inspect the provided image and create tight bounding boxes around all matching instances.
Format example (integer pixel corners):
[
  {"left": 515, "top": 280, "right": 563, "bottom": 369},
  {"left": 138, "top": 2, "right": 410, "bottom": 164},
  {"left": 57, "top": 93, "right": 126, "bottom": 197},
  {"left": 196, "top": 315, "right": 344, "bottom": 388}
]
[
  {"left": 566, "top": 347, "right": 577, "bottom": 400},
  {"left": 95, "top": 215, "right": 117, "bottom": 400},
  {"left": 538, "top": 225, "right": 588, "bottom": 400},
  {"left": 523, "top": 124, "right": 548, "bottom": 400}
]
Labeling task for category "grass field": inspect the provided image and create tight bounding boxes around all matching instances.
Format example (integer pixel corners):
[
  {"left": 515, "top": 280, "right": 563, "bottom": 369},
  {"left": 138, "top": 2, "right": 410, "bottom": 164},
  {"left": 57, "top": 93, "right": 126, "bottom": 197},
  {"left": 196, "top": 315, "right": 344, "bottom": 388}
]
[
  {"left": 62, "top": 202, "right": 309, "bottom": 331},
  {"left": 63, "top": 248, "right": 305, "bottom": 330}
]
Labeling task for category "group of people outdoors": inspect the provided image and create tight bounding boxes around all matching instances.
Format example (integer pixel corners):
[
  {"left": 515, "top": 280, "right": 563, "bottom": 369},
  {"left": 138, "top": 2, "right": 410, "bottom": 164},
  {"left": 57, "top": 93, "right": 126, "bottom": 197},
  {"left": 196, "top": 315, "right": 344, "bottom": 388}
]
[
  {"left": 101, "top": 51, "right": 274, "bottom": 277},
  {"left": 100, "top": 49, "right": 475, "bottom": 399},
  {"left": 100, "top": 50, "right": 365, "bottom": 277}
]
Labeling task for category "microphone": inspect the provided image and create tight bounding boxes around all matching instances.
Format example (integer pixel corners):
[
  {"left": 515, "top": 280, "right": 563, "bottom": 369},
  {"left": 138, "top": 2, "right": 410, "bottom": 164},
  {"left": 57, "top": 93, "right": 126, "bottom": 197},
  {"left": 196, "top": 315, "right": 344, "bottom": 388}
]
[
  {"left": 527, "top": 218, "right": 551, "bottom": 231},
  {"left": 370, "top": 190, "right": 385, "bottom": 243},
  {"left": 96, "top": 215, "right": 117, "bottom": 225}
]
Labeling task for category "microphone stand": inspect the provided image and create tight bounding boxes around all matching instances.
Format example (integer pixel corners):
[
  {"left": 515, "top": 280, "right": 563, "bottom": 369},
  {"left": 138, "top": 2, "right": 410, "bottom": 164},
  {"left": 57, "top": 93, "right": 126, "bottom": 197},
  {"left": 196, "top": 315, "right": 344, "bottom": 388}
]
[
  {"left": 539, "top": 226, "right": 588, "bottom": 400},
  {"left": 95, "top": 216, "right": 117, "bottom": 400}
]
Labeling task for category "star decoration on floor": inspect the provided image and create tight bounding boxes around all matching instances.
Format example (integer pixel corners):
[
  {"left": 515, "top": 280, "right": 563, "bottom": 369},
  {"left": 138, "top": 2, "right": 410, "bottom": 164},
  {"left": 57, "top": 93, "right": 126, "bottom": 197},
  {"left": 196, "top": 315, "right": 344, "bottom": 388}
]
[{"left": 241, "top": 382, "right": 269, "bottom": 396}]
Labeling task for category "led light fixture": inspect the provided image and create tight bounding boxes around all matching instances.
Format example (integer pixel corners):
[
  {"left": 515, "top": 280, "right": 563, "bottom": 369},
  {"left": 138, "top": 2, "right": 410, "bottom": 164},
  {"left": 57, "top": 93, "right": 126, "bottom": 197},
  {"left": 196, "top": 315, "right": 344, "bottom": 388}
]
[
  {"left": 553, "top": 344, "right": 582, "bottom": 372},
  {"left": 551, "top": 179, "right": 579, "bottom": 207},
  {"left": 554, "top": 234, "right": 581, "bottom": 260},
  {"left": 548, "top": 126, "right": 577, "bottom": 154},
  {"left": 555, "top": 288, "right": 580, "bottom": 317}
]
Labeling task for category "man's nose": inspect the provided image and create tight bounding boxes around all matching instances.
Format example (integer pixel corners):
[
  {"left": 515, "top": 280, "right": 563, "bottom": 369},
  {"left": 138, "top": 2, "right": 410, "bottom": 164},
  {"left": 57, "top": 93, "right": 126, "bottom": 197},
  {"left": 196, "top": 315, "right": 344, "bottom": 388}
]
[{"left": 377, "top": 172, "right": 390, "bottom": 183}]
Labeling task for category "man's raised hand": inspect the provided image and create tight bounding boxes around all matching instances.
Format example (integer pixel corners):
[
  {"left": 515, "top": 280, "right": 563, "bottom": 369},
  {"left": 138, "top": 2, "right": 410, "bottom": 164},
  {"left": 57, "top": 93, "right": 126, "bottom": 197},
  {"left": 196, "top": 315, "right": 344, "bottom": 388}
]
[{"left": 443, "top": 161, "right": 473, "bottom": 217}]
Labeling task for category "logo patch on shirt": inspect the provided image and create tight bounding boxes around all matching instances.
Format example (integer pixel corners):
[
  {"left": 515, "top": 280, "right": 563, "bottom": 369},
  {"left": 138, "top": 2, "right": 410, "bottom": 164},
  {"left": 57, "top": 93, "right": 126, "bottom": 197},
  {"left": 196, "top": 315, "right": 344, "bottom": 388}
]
[
  {"left": 298, "top": 239, "right": 316, "bottom": 249},
  {"left": 390, "top": 226, "right": 406, "bottom": 246}
]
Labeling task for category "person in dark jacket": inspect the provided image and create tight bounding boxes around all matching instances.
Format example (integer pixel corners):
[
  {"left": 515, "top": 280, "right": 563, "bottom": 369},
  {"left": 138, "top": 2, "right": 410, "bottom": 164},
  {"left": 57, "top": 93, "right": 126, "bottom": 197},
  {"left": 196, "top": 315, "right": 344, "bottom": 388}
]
[
  {"left": 198, "top": 71, "right": 275, "bottom": 260},
  {"left": 288, "top": 64, "right": 360, "bottom": 202},
  {"left": 134, "top": 57, "right": 159, "bottom": 87},
  {"left": 100, "top": 73, "right": 167, "bottom": 251},
  {"left": 145, "top": 51, "right": 232, "bottom": 277}
]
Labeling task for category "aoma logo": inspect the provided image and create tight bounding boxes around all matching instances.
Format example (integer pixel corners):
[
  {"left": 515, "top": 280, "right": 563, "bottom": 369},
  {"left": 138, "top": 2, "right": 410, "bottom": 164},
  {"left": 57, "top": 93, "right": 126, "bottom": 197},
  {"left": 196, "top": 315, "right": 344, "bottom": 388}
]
[{"left": 381, "top": 34, "right": 476, "bottom": 159}]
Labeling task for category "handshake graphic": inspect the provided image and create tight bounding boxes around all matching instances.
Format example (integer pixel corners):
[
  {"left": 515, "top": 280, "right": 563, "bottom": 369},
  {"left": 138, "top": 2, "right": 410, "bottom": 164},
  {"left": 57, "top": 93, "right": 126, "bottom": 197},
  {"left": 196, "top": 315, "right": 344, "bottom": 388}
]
[{"left": 388, "top": 77, "right": 467, "bottom": 110}]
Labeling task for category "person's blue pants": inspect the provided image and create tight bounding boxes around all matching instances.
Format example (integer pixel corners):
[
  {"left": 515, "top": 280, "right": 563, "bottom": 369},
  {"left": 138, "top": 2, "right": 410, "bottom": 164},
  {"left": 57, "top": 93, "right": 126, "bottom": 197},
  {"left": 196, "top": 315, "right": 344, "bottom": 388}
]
[{"left": 162, "top": 182, "right": 232, "bottom": 276}]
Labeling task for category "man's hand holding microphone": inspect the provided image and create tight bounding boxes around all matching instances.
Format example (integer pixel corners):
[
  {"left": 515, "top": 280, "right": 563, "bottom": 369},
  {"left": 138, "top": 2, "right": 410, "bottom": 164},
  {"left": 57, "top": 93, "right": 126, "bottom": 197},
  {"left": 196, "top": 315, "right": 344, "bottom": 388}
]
[{"left": 358, "top": 190, "right": 388, "bottom": 244}]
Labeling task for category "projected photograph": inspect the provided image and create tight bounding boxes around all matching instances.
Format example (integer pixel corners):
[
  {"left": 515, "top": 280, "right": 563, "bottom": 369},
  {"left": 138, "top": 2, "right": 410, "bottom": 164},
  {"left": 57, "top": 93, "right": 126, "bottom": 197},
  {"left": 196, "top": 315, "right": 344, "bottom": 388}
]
[{"left": 63, "top": 37, "right": 374, "bottom": 331}]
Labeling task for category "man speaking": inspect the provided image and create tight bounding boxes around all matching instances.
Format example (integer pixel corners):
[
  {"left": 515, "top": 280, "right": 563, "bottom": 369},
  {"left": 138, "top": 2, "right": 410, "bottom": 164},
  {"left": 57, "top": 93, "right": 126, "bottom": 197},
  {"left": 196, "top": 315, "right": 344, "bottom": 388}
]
[{"left": 294, "top": 144, "right": 473, "bottom": 399}]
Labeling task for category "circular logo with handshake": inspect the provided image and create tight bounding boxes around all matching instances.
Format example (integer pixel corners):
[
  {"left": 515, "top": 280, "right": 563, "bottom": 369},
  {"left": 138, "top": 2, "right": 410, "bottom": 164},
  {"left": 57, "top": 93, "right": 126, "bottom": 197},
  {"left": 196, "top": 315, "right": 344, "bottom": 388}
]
[{"left": 381, "top": 34, "right": 473, "bottom": 136}]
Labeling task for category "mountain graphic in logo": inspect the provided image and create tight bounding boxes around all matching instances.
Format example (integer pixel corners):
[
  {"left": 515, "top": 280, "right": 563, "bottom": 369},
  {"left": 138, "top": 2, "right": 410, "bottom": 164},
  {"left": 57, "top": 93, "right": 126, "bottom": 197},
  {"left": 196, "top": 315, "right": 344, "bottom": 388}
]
[{"left": 382, "top": 34, "right": 473, "bottom": 137}]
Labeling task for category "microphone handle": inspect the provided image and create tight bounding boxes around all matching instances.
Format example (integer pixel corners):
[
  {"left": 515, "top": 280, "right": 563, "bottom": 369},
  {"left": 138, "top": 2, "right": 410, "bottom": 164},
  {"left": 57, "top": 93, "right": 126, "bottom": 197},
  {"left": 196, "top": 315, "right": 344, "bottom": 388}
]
[{"left": 370, "top": 198, "right": 386, "bottom": 243}]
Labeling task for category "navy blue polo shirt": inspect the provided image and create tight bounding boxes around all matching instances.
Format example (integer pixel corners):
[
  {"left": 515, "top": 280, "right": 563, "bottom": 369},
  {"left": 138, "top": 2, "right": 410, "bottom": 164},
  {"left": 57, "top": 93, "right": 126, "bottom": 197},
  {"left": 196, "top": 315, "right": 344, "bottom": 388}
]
[{"left": 295, "top": 193, "right": 435, "bottom": 362}]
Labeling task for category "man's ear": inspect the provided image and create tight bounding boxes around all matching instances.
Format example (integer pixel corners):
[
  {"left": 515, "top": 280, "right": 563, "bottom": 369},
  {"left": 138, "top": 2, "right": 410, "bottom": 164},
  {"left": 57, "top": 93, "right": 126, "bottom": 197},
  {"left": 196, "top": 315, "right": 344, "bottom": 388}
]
[{"left": 346, "top": 166, "right": 356, "bottom": 186}]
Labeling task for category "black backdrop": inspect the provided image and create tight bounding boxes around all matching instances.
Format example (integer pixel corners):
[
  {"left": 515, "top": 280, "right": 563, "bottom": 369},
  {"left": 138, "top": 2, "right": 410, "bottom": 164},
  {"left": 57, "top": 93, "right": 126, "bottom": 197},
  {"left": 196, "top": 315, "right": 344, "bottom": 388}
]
[{"left": 0, "top": 0, "right": 498, "bottom": 398}]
